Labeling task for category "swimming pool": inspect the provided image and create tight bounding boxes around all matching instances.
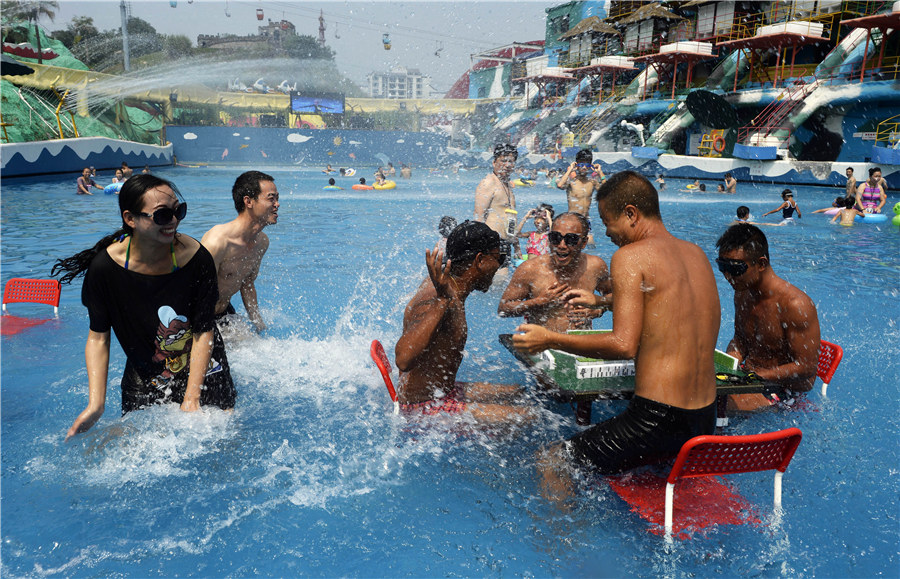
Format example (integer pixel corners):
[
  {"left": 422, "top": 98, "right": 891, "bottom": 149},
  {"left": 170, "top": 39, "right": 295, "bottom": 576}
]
[{"left": 2, "top": 168, "right": 897, "bottom": 576}]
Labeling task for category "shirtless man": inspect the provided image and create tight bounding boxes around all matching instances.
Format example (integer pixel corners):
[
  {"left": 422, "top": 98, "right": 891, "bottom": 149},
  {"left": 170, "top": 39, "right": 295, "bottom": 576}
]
[
  {"left": 201, "top": 171, "right": 279, "bottom": 332},
  {"left": 474, "top": 143, "right": 520, "bottom": 253},
  {"left": 724, "top": 172, "right": 737, "bottom": 194},
  {"left": 715, "top": 223, "right": 820, "bottom": 410},
  {"left": 498, "top": 213, "right": 610, "bottom": 333},
  {"left": 395, "top": 221, "right": 531, "bottom": 427},
  {"left": 844, "top": 167, "right": 857, "bottom": 200},
  {"left": 513, "top": 171, "right": 720, "bottom": 489},
  {"left": 556, "top": 149, "right": 603, "bottom": 244}
]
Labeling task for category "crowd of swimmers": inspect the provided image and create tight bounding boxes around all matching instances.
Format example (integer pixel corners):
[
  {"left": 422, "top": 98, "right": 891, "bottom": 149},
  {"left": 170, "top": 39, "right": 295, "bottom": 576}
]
[
  {"left": 76, "top": 162, "right": 151, "bottom": 195},
  {"left": 62, "top": 145, "right": 898, "bottom": 503}
]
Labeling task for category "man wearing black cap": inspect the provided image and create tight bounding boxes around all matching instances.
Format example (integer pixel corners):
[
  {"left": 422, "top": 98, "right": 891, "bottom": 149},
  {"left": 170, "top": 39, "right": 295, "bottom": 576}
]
[
  {"left": 474, "top": 143, "right": 520, "bottom": 254},
  {"left": 394, "top": 221, "right": 531, "bottom": 426}
]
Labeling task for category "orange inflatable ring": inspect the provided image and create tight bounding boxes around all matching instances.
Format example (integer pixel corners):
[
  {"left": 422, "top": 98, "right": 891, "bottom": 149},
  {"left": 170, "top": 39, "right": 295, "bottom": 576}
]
[
  {"left": 712, "top": 136, "right": 726, "bottom": 153},
  {"left": 352, "top": 184, "right": 374, "bottom": 190}
]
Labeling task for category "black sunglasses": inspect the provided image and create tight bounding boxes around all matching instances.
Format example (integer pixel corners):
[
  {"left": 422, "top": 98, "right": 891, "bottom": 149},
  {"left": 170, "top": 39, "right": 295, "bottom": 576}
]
[
  {"left": 548, "top": 231, "right": 582, "bottom": 246},
  {"left": 138, "top": 203, "right": 187, "bottom": 225},
  {"left": 715, "top": 257, "right": 748, "bottom": 277}
]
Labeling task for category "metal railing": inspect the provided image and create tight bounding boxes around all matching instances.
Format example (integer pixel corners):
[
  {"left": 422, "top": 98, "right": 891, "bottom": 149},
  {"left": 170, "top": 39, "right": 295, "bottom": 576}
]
[{"left": 875, "top": 114, "right": 900, "bottom": 148}]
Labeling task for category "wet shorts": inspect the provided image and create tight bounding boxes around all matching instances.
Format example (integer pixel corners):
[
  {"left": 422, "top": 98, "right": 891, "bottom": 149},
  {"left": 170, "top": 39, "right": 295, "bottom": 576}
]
[
  {"left": 567, "top": 395, "right": 716, "bottom": 475},
  {"left": 215, "top": 302, "right": 237, "bottom": 324},
  {"left": 400, "top": 384, "right": 468, "bottom": 416}
]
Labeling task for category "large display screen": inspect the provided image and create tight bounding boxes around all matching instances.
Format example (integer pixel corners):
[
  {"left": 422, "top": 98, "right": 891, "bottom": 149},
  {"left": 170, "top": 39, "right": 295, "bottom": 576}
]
[{"left": 290, "top": 92, "right": 344, "bottom": 114}]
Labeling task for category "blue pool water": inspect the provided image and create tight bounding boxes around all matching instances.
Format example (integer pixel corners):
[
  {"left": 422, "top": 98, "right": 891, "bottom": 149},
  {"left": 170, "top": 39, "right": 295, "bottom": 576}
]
[{"left": 2, "top": 168, "right": 898, "bottom": 577}]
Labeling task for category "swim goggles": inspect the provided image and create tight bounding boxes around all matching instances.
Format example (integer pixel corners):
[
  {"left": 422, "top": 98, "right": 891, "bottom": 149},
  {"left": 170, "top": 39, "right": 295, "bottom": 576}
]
[
  {"left": 138, "top": 203, "right": 187, "bottom": 225},
  {"left": 715, "top": 257, "right": 748, "bottom": 277},
  {"left": 548, "top": 231, "right": 582, "bottom": 246},
  {"left": 715, "top": 370, "right": 761, "bottom": 384},
  {"left": 576, "top": 163, "right": 593, "bottom": 170}
]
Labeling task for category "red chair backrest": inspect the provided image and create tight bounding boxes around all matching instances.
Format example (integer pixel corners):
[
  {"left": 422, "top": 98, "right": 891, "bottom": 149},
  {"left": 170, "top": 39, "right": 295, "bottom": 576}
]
[
  {"left": 370, "top": 340, "right": 398, "bottom": 403},
  {"left": 667, "top": 427, "right": 803, "bottom": 484},
  {"left": 817, "top": 340, "right": 842, "bottom": 384},
  {"left": 2, "top": 278, "right": 61, "bottom": 308}
]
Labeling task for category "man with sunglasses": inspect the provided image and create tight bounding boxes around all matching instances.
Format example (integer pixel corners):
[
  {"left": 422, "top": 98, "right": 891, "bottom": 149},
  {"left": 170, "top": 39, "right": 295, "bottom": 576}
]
[
  {"left": 716, "top": 223, "right": 820, "bottom": 411},
  {"left": 394, "top": 221, "right": 532, "bottom": 427},
  {"left": 201, "top": 171, "right": 279, "bottom": 333},
  {"left": 498, "top": 213, "right": 610, "bottom": 332},
  {"left": 474, "top": 143, "right": 521, "bottom": 257},
  {"left": 556, "top": 149, "right": 604, "bottom": 244},
  {"left": 515, "top": 171, "right": 720, "bottom": 487}
]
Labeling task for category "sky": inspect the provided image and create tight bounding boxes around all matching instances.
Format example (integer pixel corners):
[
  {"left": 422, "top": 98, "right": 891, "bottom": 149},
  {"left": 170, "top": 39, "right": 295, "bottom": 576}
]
[{"left": 48, "top": 0, "right": 553, "bottom": 93}]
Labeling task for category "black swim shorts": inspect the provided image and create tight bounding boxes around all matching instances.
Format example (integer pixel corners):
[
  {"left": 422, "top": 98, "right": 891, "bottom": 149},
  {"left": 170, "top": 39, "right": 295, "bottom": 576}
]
[
  {"left": 567, "top": 395, "right": 716, "bottom": 475},
  {"left": 214, "top": 302, "right": 237, "bottom": 324}
]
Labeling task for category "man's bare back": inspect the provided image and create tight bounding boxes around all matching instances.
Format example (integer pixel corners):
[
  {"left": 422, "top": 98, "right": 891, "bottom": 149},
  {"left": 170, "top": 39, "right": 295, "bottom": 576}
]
[{"left": 395, "top": 277, "right": 467, "bottom": 404}]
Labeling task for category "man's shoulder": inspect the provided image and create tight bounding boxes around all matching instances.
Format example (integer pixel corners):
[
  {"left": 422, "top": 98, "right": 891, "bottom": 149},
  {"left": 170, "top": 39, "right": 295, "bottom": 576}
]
[{"left": 582, "top": 253, "right": 609, "bottom": 270}]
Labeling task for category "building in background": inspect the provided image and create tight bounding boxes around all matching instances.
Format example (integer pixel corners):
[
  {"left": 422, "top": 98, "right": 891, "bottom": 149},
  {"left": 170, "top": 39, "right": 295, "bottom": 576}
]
[{"left": 366, "top": 66, "right": 433, "bottom": 99}]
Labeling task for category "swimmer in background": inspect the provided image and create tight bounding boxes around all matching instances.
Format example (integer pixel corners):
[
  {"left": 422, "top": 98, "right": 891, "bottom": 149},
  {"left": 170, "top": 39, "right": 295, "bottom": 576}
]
[
  {"left": 724, "top": 172, "right": 737, "bottom": 194},
  {"left": 201, "top": 171, "right": 279, "bottom": 333},
  {"left": 394, "top": 221, "right": 532, "bottom": 428},
  {"left": 512, "top": 204, "right": 554, "bottom": 260},
  {"left": 374, "top": 167, "right": 387, "bottom": 186},
  {"left": 323, "top": 164, "right": 333, "bottom": 174},
  {"left": 400, "top": 164, "right": 412, "bottom": 179},
  {"left": 762, "top": 189, "right": 801, "bottom": 224},
  {"left": 733, "top": 205, "right": 784, "bottom": 227},
  {"left": 655, "top": 174, "right": 666, "bottom": 191},
  {"left": 76, "top": 167, "right": 102, "bottom": 195},
  {"left": 474, "top": 143, "right": 521, "bottom": 256},
  {"left": 855, "top": 167, "right": 887, "bottom": 214},
  {"left": 386, "top": 162, "right": 396, "bottom": 177},
  {"left": 111, "top": 169, "right": 125, "bottom": 184},
  {"left": 811, "top": 197, "right": 845, "bottom": 214},
  {"left": 717, "top": 184, "right": 726, "bottom": 193},
  {"left": 326, "top": 178, "right": 342, "bottom": 189},
  {"left": 844, "top": 167, "right": 857, "bottom": 200},
  {"left": 556, "top": 149, "right": 603, "bottom": 244},
  {"left": 830, "top": 196, "right": 864, "bottom": 226}
]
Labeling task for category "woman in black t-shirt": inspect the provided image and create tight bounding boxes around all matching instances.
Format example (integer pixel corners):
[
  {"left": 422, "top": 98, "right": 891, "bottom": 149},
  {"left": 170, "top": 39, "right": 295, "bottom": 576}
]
[{"left": 53, "top": 175, "right": 236, "bottom": 440}]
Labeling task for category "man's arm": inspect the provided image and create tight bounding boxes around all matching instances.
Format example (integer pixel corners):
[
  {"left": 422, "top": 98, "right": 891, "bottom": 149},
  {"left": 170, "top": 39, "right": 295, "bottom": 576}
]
[
  {"left": 555, "top": 162, "right": 576, "bottom": 189},
  {"left": 513, "top": 249, "right": 643, "bottom": 359},
  {"left": 394, "top": 297, "right": 452, "bottom": 372},
  {"left": 240, "top": 237, "right": 269, "bottom": 332},
  {"left": 473, "top": 180, "right": 493, "bottom": 222}
]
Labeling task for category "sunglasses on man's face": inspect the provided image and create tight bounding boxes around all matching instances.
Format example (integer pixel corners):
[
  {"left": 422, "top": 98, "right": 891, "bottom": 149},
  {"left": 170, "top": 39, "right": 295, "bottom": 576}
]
[
  {"left": 138, "top": 203, "right": 187, "bottom": 225},
  {"left": 715, "top": 257, "right": 749, "bottom": 277},
  {"left": 548, "top": 231, "right": 582, "bottom": 246}
]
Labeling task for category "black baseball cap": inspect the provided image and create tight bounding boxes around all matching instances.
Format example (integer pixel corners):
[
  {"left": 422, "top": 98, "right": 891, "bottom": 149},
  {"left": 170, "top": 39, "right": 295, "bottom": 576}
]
[{"left": 446, "top": 221, "right": 507, "bottom": 266}]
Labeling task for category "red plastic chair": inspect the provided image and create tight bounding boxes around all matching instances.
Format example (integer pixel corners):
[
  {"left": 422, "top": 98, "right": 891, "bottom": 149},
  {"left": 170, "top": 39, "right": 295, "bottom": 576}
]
[
  {"left": 2, "top": 278, "right": 61, "bottom": 317},
  {"left": 370, "top": 340, "right": 399, "bottom": 414},
  {"left": 664, "top": 427, "right": 803, "bottom": 541},
  {"left": 817, "top": 340, "right": 843, "bottom": 397}
]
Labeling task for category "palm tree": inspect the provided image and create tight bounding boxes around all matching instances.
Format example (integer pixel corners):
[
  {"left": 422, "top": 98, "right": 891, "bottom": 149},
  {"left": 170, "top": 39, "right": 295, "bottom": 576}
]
[{"left": 1, "top": 1, "right": 59, "bottom": 64}]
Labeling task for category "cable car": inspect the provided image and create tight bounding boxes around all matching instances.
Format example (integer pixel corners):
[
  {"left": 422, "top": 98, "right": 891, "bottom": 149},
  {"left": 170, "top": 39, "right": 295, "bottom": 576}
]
[
  {"left": 256, "top": 8, "right": 263, "bottom": 20},
  {"left": 383, "top": 33, "right": 391, "bottom": 50}
]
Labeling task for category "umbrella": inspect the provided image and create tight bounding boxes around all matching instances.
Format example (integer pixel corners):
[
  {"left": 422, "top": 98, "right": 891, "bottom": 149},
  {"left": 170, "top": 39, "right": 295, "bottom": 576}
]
[
  {"left": 685, "top": 90, "right": 738, "bottom": 129},
  {"left": 1, "top": 54, "right": 35, "bottom": 77}
]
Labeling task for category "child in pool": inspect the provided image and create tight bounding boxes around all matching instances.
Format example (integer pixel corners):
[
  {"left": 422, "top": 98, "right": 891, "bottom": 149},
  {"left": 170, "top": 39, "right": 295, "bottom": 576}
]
[
  {"left": 812, "top": 197, "right": 845, "bottom": 213},
  {"left": 830, "top": 196, "right": 864, "bottom": 226},
  {"left": 513, "top": 203, "right": 554, "bottom": 259}
]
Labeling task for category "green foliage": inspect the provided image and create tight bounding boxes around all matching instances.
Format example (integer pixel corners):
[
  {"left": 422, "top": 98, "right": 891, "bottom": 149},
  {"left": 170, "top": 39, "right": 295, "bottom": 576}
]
[
  {"left": 281, "top": 34, "right": 334, "bottom": 61},
  {"left": 163, "top": 34, "right": 192, "bottom": 59}
]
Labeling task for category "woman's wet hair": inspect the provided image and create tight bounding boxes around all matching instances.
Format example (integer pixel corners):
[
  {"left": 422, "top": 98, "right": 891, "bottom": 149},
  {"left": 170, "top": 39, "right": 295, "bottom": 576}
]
[
  {"left": 833, "top": 196, "right": 844, "bottom": 206},
  {"left": 843, "top": 196, "right": 857, "bottom": 208},
  {"left": 736, "top": 205, "right": 750, "bottom": 219},
  {"left": 52, "top": 175, "right": 183, "bottom": 284},
  {"left": 716, "top": 223, "right": 769, "bottom": 262},
  {"left": 595, "top": 171, "right": 661, "bottom": 219},
  {"left": 782, "top": 189, "right": 793, "bottom": 198},
  {"left": 438, "top": 215, "right": 457, "bottom": 238},
  {"left": 869, "top": 167, "right": 882, "bottom": 177}
]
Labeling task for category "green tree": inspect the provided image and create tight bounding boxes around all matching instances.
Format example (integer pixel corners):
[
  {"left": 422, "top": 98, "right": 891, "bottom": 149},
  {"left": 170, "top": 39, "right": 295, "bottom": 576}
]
[
  {"left": 163, "top": 34, "right": 192, "bottom": 59},
  {"left": 70, "top": 15, "right": 98, "bottom": 43},
  {"left": 1, "top": 0, "right": 59, "bottom": 63},
  {"left": 282, "top": 34, "right": 334, "bottom": 60}
]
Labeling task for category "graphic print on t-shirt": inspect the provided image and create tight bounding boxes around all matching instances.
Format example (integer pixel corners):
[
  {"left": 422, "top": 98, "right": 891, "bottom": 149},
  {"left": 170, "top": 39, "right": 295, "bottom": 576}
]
[{"left": 153, "top": 305, "right": 193, "bottom": 378}]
